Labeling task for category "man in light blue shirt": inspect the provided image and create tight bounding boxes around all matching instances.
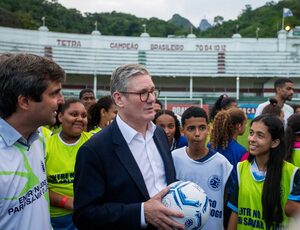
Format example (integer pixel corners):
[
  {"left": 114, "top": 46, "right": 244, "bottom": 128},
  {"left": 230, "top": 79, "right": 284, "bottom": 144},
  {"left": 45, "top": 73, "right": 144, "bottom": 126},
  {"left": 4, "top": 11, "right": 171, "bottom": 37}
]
[{"left": 0, "top": 53, "right": 65, "bottom": 229}]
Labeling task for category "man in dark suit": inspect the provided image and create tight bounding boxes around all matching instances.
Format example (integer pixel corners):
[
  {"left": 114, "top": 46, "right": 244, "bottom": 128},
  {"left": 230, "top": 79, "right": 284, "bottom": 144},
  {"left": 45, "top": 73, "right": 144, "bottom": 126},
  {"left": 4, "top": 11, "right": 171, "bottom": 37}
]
[{"left": 73, "top": 64, "right": 184, "bottom": 230}]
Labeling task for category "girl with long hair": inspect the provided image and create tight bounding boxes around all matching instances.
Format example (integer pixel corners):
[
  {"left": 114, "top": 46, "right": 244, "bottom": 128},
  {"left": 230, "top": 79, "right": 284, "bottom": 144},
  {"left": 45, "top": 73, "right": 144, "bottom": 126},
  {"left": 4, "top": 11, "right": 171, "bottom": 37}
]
[
  {"left": 227, "top": 115, "right": 300, "bottom": 229},
  {"left": 87, "top": 95, "right": 117, "bottom": 134},
  {"left": 153, "top": 109, "right": 187, "bottom": 151}
]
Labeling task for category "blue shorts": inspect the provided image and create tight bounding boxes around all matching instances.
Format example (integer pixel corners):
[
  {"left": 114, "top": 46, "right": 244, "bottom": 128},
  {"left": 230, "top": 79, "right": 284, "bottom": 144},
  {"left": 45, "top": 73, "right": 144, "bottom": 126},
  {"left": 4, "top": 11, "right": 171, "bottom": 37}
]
[{"left": 51, "top": 214, "right": 77, "bottom": 230}]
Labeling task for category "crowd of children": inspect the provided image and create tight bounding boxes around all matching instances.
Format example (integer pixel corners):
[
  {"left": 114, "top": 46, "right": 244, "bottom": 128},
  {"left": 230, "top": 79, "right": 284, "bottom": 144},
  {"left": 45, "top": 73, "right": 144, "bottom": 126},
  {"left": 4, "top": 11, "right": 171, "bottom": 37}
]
[
  {"left": 38, "top": 91, "right": 300, "bottom": 230},
  {"left": 1, "top": 53, "right": 300, "bottom": 230}
]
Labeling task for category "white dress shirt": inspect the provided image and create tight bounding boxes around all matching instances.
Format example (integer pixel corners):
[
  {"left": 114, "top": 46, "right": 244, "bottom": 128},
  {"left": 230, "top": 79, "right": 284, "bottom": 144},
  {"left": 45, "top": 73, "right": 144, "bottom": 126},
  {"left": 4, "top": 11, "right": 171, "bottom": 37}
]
[
  {"left": 116, "top": 115, "right": 167, "bottom": 227},
  {"left": 116, "top": 115, "right": 167, "bottom": 196}
]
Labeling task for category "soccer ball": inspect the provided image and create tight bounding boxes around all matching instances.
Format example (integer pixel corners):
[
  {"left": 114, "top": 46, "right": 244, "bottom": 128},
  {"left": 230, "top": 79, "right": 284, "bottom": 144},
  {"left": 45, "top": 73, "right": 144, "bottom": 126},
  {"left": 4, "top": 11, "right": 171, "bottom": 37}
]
[{"left": 162, "top": 181, "right": 210, "bottom": 230}]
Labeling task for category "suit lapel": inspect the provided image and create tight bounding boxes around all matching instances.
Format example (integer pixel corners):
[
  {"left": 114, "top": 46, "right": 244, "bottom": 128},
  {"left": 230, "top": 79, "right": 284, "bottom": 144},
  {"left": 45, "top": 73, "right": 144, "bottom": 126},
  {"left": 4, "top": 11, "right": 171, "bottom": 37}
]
[
  {"left": 112, "top": 122, "right": 150, "bottom": 200},
  {"left": 153, "top": 129, "right": 175, "bottom": 185}
]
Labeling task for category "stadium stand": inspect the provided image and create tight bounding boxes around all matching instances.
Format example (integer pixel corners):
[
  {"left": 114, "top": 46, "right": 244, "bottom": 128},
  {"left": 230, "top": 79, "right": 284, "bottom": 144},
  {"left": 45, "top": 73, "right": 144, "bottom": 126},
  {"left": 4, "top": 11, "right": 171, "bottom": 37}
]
[{"left": 0, "top": 26, "right": 299, "bottom": 102}]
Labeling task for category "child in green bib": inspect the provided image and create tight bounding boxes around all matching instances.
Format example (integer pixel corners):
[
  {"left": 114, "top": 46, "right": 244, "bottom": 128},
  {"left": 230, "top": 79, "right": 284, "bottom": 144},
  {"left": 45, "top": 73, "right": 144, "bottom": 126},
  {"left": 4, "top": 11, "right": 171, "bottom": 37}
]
[{"left": 227, "top": 114, "right": 300, "bottom": 230}]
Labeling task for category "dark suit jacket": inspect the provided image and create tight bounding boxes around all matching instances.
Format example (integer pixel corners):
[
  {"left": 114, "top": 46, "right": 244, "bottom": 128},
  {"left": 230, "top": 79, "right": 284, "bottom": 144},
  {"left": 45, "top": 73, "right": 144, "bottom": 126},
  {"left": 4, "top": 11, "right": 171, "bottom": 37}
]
[{"left": 73, "top": 120, "right": 176, "bottom": 230}]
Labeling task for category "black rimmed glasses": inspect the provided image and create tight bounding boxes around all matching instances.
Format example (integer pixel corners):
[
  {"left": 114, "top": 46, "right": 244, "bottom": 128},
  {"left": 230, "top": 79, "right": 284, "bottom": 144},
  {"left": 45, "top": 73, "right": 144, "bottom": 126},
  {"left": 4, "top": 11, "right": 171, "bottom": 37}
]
[{"left": 119, "top": 89, "right": 159, "bottom": 102}]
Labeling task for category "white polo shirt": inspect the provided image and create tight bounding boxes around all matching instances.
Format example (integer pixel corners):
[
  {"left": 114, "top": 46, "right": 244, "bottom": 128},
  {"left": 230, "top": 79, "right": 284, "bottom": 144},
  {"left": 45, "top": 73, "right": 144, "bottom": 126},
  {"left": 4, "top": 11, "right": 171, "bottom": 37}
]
[{"left": 0, "top": 118, "right": 51, "bottom": 230}]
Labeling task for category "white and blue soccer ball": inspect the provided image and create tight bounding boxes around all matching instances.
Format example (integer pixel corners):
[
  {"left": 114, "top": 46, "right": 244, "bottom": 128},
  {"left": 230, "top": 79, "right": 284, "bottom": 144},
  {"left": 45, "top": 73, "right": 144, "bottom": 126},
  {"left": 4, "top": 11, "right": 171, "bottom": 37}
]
[{"left": 162, "top": 181, "right": 210, "bottom": 230}]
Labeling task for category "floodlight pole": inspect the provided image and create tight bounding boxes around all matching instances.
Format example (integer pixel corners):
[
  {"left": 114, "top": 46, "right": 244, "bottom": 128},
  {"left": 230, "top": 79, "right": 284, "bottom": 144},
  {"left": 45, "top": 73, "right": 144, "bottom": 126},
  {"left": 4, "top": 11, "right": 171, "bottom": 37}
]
[
  {"left": 93, "top": 72, "right": 97, "bottom": 98},
  {"left": 189, "top": 75, "right": 193, "bottom": 99},
  {"left": 236, "top": 75, "right": 240, "bottom": 100}
]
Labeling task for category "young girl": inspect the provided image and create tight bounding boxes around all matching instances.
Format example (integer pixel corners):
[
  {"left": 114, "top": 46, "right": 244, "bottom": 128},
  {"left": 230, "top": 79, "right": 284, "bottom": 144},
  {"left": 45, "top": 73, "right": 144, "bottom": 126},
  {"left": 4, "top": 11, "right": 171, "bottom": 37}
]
[
  {"left": 227, "top": 115, "right": 300, "bottom": 229},
  {"left": 153, "top": 109, "right": 187, "bottom": 151},
  {"left": 209, "top": 108, "right": 248, "bottom": 227},
  {"left": 87, "top": 95, "right": 117, "bottom": 134},
  {"left": 46, "top": 98, "right": 92, "bottom": 229},
  {"left": 261, "top": 98, "right": 284, "bottom": 122},
  {"left": 210, "top": 94, "right": 238, "bottom": 122},
  {"left": 285, "top": 113, "right": 300, "bottom": 167}
]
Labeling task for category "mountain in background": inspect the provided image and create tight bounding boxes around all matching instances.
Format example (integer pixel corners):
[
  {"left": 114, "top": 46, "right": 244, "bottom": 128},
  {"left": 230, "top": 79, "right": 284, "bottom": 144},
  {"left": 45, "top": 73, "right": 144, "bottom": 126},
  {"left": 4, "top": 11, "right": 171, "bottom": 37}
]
[
  {"left": 168, "top": 14, "right": 195, "bottom": 31},
  {"left": 0, "top": 0, "right": 299, "bottom": 38},
  {"left": 198, "top": 18, "right": 212, "bottom": 31}
]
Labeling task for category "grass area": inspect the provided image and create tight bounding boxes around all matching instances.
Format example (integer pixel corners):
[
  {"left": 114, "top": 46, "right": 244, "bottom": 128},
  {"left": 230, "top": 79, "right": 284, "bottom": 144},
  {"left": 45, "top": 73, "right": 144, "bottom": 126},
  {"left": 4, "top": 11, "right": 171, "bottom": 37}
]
[{"left": 237, "top": 119, "right": 252, "bottom": 150}]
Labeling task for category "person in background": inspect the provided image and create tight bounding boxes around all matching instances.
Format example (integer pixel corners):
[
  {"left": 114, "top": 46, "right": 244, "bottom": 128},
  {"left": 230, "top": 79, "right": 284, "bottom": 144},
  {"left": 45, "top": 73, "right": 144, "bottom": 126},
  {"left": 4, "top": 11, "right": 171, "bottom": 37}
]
[
  {"left": 285, "top": 113, "right": 300, "bottom": 167},
  {"left": 261, "top": 98, "right": 284, "bottom": 122},
  {"left": 291, "top": 104, "right": 300, "bottom": 114},
  {"left": 73, "top": 63, "right": 184, "bottom": 230},
  {"left": 209, "top": 107, "right": 248, "bottom": 228},
  {"left": 0, "top": 53, "right": 65, "bottom": 229},
  {"left": 79, "top": 88, "right": 96, "bottom": 111},
  {"left": 227, "top": 115, "right": 300, "bottom": 229},
  {"left": 172, "top": 106, "right": 232, "bottom": 230},
  {"left": 210, "top": 94, "right": 238, "bottom": 122},
  {"left": 87, "top": 95, "right": 117, "bottom": 134},
  {"left": 153, "top": 98, "right": 163, "bottom": 113},
  {"left": 153, "top": 109, "right": 187, "bottom": 151},
  {"left": 255, "top": 78, "right": 294, "bottom": 125},
  {"left": 46, "top": 98, "right": 91, "bottom": 229}
]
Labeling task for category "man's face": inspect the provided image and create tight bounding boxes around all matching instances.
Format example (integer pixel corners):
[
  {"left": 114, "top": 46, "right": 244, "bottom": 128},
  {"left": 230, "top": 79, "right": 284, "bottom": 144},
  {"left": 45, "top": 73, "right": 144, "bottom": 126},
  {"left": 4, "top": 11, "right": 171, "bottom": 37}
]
[
  {"left": 115, "top": 74, "right": 156, "bottom": 128},
  {"left": 277, "top": 82, "right": 294, "bottom": 101},
  {"left": 81, "top": 92, "right": 96, "bottom": 110},
  {"left": 28, "top": 81, "right": 64, "bottom": 126}
]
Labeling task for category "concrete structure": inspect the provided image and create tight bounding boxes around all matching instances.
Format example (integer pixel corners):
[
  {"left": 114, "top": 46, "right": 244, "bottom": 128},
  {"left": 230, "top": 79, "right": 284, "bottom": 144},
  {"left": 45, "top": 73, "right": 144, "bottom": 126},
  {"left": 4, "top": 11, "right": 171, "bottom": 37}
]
[{"left": 0, "top": 26, "right": 299, "bottom": 102}]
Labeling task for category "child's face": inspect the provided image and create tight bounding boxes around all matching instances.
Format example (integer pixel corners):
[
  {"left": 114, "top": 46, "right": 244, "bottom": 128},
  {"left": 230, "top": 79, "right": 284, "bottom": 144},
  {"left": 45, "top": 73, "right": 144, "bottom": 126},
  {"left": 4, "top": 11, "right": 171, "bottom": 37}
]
[
  {"left": 238, "top": 119, "right": 247, "bottom": 136},
  {"left": 183, "top": 117, "right": 208, "bottom": 148},
  {"left": 248, "top": 121, "right": 277, "bottom": 157},
  {"left": 155, "top": 114, "right": 176, "bottom": 145},
  {"left": 59, "top": 102, "right": 88, "bottom": 137}
]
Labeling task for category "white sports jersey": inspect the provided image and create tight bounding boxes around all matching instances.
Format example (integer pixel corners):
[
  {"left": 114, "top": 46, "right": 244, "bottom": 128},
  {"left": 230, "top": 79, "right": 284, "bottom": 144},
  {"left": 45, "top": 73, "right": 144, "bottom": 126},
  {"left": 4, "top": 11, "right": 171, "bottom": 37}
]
[
  {"left": 0, "top": 118, "right": 51, "bottom": 230},
  {"left": 172, "top": 147, "right": 232, "bottom": 230},
  {"left": 254, "top": 101, "right": 294, "bottom": 125}
]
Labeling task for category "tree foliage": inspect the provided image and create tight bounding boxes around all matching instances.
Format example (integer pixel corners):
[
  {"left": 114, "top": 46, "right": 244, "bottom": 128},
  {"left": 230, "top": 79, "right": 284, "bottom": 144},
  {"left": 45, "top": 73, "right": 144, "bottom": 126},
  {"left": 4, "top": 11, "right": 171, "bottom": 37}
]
[{"left": 0, "top": 0, "right": 299, "bottom": 38}]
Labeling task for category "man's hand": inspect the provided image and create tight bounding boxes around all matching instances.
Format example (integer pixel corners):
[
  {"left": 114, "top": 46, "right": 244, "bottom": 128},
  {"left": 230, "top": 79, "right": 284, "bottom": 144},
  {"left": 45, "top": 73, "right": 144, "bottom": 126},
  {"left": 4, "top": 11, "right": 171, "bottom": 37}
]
[{"left": 144, "top": 187, "right": 185, "bottom": 230}]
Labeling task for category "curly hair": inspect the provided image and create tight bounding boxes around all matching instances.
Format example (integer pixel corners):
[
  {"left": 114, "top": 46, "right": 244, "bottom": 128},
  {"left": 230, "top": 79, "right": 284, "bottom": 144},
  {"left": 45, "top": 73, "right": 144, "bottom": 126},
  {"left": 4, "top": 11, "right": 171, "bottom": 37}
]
[
  {"left": 210, "top": 108, "right": 246, "bottom": 149},
  {"left": 210, "top": 110, "right": 232, "bottom": 149}
]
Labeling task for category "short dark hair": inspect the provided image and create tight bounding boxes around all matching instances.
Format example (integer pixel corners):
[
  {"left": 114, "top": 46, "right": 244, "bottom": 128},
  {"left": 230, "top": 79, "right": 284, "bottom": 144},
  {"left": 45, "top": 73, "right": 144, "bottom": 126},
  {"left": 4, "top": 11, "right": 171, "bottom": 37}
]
[
  {"left": 291, "top": 104, "right": 300, "bottom": 113},
  {"left": 0, "top": 53, "right": 65, "bottom": 118},
  {"left": 155, "top": 99, "right": 163, "bottom": 108},
  {"left": 79, "top": 88, "right": 94, "bottom": 99},
  {"left": 181, "top": 106, "right": 208, "bottom": 127},
  {"left": 274, "top": 78, "right": 293, "bottom": 90},
  {"left": 261, "top": 98, "right": 282, "bottom": 117},
  {"left": 58, "top": 98, "right": 82, "bottom": 114}
]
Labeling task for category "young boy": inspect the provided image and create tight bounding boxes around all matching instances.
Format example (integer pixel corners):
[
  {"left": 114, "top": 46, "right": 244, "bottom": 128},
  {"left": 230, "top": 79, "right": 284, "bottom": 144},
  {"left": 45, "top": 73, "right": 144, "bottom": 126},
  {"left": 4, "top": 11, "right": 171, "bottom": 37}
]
[{"left": 172, "top": 106, "right": 233, "bottom": 230}]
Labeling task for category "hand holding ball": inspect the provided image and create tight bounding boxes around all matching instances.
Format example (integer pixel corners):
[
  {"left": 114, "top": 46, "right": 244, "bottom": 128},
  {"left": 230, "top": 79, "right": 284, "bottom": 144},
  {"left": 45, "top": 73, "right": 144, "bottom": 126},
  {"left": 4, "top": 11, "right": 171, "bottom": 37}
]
[{"left": 162, "top": 181, "right": 210, "bottom": 230}]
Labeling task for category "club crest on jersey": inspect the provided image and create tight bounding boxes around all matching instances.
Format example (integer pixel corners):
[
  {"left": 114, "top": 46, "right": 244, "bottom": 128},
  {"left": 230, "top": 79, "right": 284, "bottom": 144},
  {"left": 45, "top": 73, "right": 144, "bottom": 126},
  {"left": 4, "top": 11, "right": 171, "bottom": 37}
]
[{"left": 208, "top": 175, "right": 221, "bottom": 191}]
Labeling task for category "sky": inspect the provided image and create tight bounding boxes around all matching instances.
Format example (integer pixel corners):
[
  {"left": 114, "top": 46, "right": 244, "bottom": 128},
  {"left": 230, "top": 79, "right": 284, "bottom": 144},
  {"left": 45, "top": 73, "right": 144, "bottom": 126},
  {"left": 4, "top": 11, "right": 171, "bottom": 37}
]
[{"left": 58, "top": 0, "right": 279, "bottom": 26}]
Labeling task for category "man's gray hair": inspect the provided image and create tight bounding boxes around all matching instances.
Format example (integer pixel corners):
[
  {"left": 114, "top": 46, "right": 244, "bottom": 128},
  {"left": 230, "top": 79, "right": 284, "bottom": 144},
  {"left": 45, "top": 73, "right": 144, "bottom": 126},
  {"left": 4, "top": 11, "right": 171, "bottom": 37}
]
[{"left": 110, "top": 64, "right": 149, "bottom": 95}]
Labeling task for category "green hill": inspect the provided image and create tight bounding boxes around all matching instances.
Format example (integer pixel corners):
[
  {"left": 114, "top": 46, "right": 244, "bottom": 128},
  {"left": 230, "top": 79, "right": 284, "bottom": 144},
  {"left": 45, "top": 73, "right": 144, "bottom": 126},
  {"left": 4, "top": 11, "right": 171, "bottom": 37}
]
[{"left": 0, "top": 0, "right": 299, "bottom": 38}]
